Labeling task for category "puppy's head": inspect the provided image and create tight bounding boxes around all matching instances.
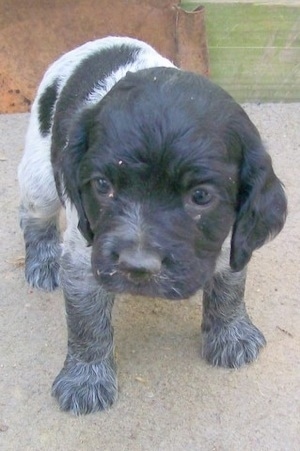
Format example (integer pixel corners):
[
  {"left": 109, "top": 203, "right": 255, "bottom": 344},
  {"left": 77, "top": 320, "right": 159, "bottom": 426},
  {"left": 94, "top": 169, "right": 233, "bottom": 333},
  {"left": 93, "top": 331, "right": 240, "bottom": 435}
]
[{"left": 61, "top": 68, "right": 287, "bottom": 299}]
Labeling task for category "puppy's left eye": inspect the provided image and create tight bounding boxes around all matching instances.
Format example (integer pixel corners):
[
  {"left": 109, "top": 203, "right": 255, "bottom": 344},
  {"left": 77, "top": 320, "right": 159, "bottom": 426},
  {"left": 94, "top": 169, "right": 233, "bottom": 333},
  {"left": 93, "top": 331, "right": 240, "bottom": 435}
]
[
  {"left": 92, "top": 177, "right": 113, "bottom": 196},
  {"left": 191, "top": 187, "right": 213, "bottom": 206}
]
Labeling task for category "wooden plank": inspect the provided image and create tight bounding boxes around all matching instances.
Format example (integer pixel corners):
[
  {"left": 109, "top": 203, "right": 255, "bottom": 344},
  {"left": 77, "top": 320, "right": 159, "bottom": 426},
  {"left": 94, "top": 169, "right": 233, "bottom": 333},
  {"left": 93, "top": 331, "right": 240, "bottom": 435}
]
[
  {"left": 182, "top": 2, "right": 300, "bottom": 101},
  {"left": 186, "top": 1, "right": 300, "bottom": 5},
  {"left": 0, "top": 0, "right": 209, "bottom": 113}
]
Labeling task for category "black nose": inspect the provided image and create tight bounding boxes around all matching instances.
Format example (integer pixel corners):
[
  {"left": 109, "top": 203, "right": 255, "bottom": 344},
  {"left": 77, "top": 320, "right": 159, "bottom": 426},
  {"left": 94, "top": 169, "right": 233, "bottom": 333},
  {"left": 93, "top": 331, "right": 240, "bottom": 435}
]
[{"left": 118, "top": 248, "right": 161, "bottom": 280}]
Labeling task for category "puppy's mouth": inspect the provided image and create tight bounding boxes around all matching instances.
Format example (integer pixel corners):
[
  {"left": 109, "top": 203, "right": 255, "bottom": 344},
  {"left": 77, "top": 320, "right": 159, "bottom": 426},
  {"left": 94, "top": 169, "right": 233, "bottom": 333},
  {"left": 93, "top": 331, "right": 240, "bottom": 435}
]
[
  {"left": 93, "top": 262, "right": 205, "bottom": 300},
  {"left": 91, "top": 243, "right": 215, "bottom": 300},
  {"left": 95, "top": 268, "right": 185, "bottom": 299}
]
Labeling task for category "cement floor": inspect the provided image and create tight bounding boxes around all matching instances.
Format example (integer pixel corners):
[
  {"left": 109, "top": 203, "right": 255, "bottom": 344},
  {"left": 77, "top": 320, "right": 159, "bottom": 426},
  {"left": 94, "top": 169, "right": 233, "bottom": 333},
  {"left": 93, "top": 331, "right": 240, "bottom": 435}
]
[{"left": 0, "top": 105, "right": 299, "bottom": 450}]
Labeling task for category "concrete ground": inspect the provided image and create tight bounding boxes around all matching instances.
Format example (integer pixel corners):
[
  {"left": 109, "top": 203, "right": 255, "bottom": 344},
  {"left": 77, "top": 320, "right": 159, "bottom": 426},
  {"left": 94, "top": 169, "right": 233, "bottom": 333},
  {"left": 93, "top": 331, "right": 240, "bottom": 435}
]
[{"left": 0, "top": 105, "right": 299, "bottom": 450}]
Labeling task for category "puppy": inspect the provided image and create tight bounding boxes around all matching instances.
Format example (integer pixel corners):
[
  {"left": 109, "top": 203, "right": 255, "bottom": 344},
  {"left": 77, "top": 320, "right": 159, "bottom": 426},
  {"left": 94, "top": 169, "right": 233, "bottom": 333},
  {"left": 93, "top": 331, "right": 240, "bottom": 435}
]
[{"left": 18, "top": 37, "right": 287, "bottom": 414}]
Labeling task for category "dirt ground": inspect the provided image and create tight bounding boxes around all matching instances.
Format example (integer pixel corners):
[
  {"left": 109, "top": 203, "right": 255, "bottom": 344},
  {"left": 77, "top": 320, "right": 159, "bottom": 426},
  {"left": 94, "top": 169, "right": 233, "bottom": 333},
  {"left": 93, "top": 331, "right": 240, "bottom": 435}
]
[{"left": 0, "top": 105, "right": 299, "bottom": 450}]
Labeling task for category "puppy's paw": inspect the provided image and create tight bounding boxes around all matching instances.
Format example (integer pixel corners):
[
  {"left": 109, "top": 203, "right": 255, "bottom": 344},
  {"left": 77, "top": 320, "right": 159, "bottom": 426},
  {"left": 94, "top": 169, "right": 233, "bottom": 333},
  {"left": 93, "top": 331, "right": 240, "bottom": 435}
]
[
  {"left": 25, "top": 242, "right": 61, "bottom": 291},
  {"left": 201, "top": 317, "right": 266, "bottom": 368},
  {"left": 52, "top": 356, "right": 117, "bottom": 415}
]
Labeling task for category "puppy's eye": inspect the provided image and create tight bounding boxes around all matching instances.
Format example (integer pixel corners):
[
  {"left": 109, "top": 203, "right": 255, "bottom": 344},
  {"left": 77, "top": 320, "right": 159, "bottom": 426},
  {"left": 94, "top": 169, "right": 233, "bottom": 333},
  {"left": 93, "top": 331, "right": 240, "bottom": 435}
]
[
  {"left": 93, "top": 177, "right": 113, "bottom": 196},
  {"left": 191, "top": 187, "right": 213, "bottom": 206}
]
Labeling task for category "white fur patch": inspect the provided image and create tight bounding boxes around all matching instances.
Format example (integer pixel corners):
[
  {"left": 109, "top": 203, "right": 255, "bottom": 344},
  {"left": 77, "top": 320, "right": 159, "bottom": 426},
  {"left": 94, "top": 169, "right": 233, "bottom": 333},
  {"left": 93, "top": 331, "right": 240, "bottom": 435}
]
[
  {"left": 215, "top": 232, "right": 232, "bottom": 274},
  {"left": 18, "top": 37, "right": 175, "bottom": 222}
]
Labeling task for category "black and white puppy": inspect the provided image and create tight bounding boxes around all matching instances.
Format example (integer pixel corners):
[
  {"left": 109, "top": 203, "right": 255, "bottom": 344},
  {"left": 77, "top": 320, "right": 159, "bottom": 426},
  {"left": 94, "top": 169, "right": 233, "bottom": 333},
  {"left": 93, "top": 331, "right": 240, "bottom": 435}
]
[{"left": 18, "top": 37, "right": 287, "bottom": 414}]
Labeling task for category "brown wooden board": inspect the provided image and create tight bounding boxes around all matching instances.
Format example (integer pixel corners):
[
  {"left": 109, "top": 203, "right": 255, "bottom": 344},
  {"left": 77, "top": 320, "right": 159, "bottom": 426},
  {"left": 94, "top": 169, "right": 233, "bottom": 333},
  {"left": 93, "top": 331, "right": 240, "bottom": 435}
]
[{"left": 0, "top": 0, "right": 209, "bottom": 113}]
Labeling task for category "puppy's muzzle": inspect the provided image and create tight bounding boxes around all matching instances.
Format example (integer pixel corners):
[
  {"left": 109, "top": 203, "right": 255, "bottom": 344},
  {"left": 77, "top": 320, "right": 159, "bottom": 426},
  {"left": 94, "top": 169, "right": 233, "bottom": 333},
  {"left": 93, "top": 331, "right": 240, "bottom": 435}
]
[{"left": 118, "top": 248, "right": 162, "bottom": 282}]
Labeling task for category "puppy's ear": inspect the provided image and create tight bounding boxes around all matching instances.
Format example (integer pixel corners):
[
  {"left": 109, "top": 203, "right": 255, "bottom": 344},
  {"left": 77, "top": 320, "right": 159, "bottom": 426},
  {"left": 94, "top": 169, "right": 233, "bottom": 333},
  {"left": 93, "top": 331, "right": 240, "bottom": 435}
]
[
  {"left": 60, "top": 115, "right": 94, "bottom": 244},
  {"left": 230, "top": 115, "right": 287, "bottom": 271}
]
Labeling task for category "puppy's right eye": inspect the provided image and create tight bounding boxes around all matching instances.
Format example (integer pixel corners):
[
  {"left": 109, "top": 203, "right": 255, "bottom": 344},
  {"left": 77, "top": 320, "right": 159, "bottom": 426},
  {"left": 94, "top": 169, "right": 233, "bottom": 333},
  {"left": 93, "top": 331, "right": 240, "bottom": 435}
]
[
  {"left": 92, "top": 177, "right": 113, "bottom": 196},
  {"left": 191, "top": 187, "right": 213, "bottom": 206}
]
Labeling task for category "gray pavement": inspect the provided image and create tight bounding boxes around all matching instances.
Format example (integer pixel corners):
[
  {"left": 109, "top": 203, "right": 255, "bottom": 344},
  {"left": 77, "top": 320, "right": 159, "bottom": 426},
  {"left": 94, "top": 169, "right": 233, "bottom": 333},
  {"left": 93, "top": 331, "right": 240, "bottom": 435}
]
[{"left": 0, "top": 105, "right": 299, "bottom": 450}]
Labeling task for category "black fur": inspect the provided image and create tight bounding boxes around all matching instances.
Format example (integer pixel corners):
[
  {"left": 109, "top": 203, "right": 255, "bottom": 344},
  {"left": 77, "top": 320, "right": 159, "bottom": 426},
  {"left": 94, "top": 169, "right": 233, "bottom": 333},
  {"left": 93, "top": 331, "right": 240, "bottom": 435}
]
[
  {"left": 38, "top": 79, "right": 59, "bottom": 137},
  {"left": 19, "top": 39, "right": 287, "bottom": 414},
  {"left": 54, "top": 67, "right": 287, "bottom": 299},
  {"left": 51, "top": 44, "right": 139, "bottom": 159}
]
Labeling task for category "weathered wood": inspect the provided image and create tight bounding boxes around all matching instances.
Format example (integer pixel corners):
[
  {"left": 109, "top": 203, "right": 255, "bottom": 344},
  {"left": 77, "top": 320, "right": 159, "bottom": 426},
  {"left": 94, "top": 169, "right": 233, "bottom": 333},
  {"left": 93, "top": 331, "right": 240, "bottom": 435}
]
[
  {"left": 187, "top": 1, "right": 300, "bottom": 5},
  {"left": 0, "top": 0, "right": 209, "bottom": 113},
  {"left": 183, "top": 2, "right": 300, "bottom": 101}
]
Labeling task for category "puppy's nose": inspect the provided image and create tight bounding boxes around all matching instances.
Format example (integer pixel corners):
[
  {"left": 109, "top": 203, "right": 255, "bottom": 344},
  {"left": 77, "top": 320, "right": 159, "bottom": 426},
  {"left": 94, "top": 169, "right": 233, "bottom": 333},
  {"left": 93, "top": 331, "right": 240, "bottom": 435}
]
[{"left": 118, "top": 248, "right": 161, "bottom": 279}]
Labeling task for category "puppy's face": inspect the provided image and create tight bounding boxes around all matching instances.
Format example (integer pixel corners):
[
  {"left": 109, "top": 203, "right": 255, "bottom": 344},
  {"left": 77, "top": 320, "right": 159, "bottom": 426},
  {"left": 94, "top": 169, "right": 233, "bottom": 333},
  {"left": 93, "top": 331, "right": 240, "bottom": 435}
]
[
  {"left": 80, "top": 132, "right": 239, "bottom": 299},
  {"left": 61, "top": 68, "right": 287, "bottom": 299}
]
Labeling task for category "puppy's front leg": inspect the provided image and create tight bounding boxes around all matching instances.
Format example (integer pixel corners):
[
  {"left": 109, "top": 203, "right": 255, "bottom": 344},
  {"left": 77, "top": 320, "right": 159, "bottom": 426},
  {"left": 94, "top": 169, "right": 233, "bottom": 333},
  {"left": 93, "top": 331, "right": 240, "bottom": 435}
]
[
  {"left": 52, "top": 248, "right": 117, "bottom": 415},
  {"left": 202, "top": 268, "right": 266, "bottom": 368}
]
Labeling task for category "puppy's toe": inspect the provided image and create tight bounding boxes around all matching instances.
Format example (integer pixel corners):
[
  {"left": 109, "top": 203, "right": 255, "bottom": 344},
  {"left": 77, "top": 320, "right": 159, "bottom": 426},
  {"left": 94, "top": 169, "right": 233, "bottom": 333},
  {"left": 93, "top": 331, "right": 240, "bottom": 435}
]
[
  {"left": 25, "top": 242, "right": 61, "bottom": 291},
  {"left": 202, "top": 318, "right": 266, "bottom": 368},
  {"left": 52, "top": 357, "right": 117, "bottom": 415},
  {"left": 25, "top": 259, "right": 60, "bottom": 291}
]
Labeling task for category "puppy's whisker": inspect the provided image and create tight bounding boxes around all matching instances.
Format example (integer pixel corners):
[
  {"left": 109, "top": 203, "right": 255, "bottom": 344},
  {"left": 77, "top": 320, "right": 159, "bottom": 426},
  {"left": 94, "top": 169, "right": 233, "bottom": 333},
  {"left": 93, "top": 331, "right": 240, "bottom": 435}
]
[
  {"left": 97, "top": 268, "right": 118, "bottom": 277},
  {"left": 153, "top": 274, "right": 170, "bottom": 281},
  {"left": 170, "top": 286, "right": 182, "bottom": 297}
]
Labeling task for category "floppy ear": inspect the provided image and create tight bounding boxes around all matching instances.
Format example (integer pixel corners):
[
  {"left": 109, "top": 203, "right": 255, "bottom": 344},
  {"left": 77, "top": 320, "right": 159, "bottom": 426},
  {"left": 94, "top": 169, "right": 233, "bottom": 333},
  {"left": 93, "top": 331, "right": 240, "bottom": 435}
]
[
  {"left": 229, "top": 117, "right": 287, "bottom": 271},
  {"left": 59, "top": 115, "right": 94, "bottom": 244}
]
